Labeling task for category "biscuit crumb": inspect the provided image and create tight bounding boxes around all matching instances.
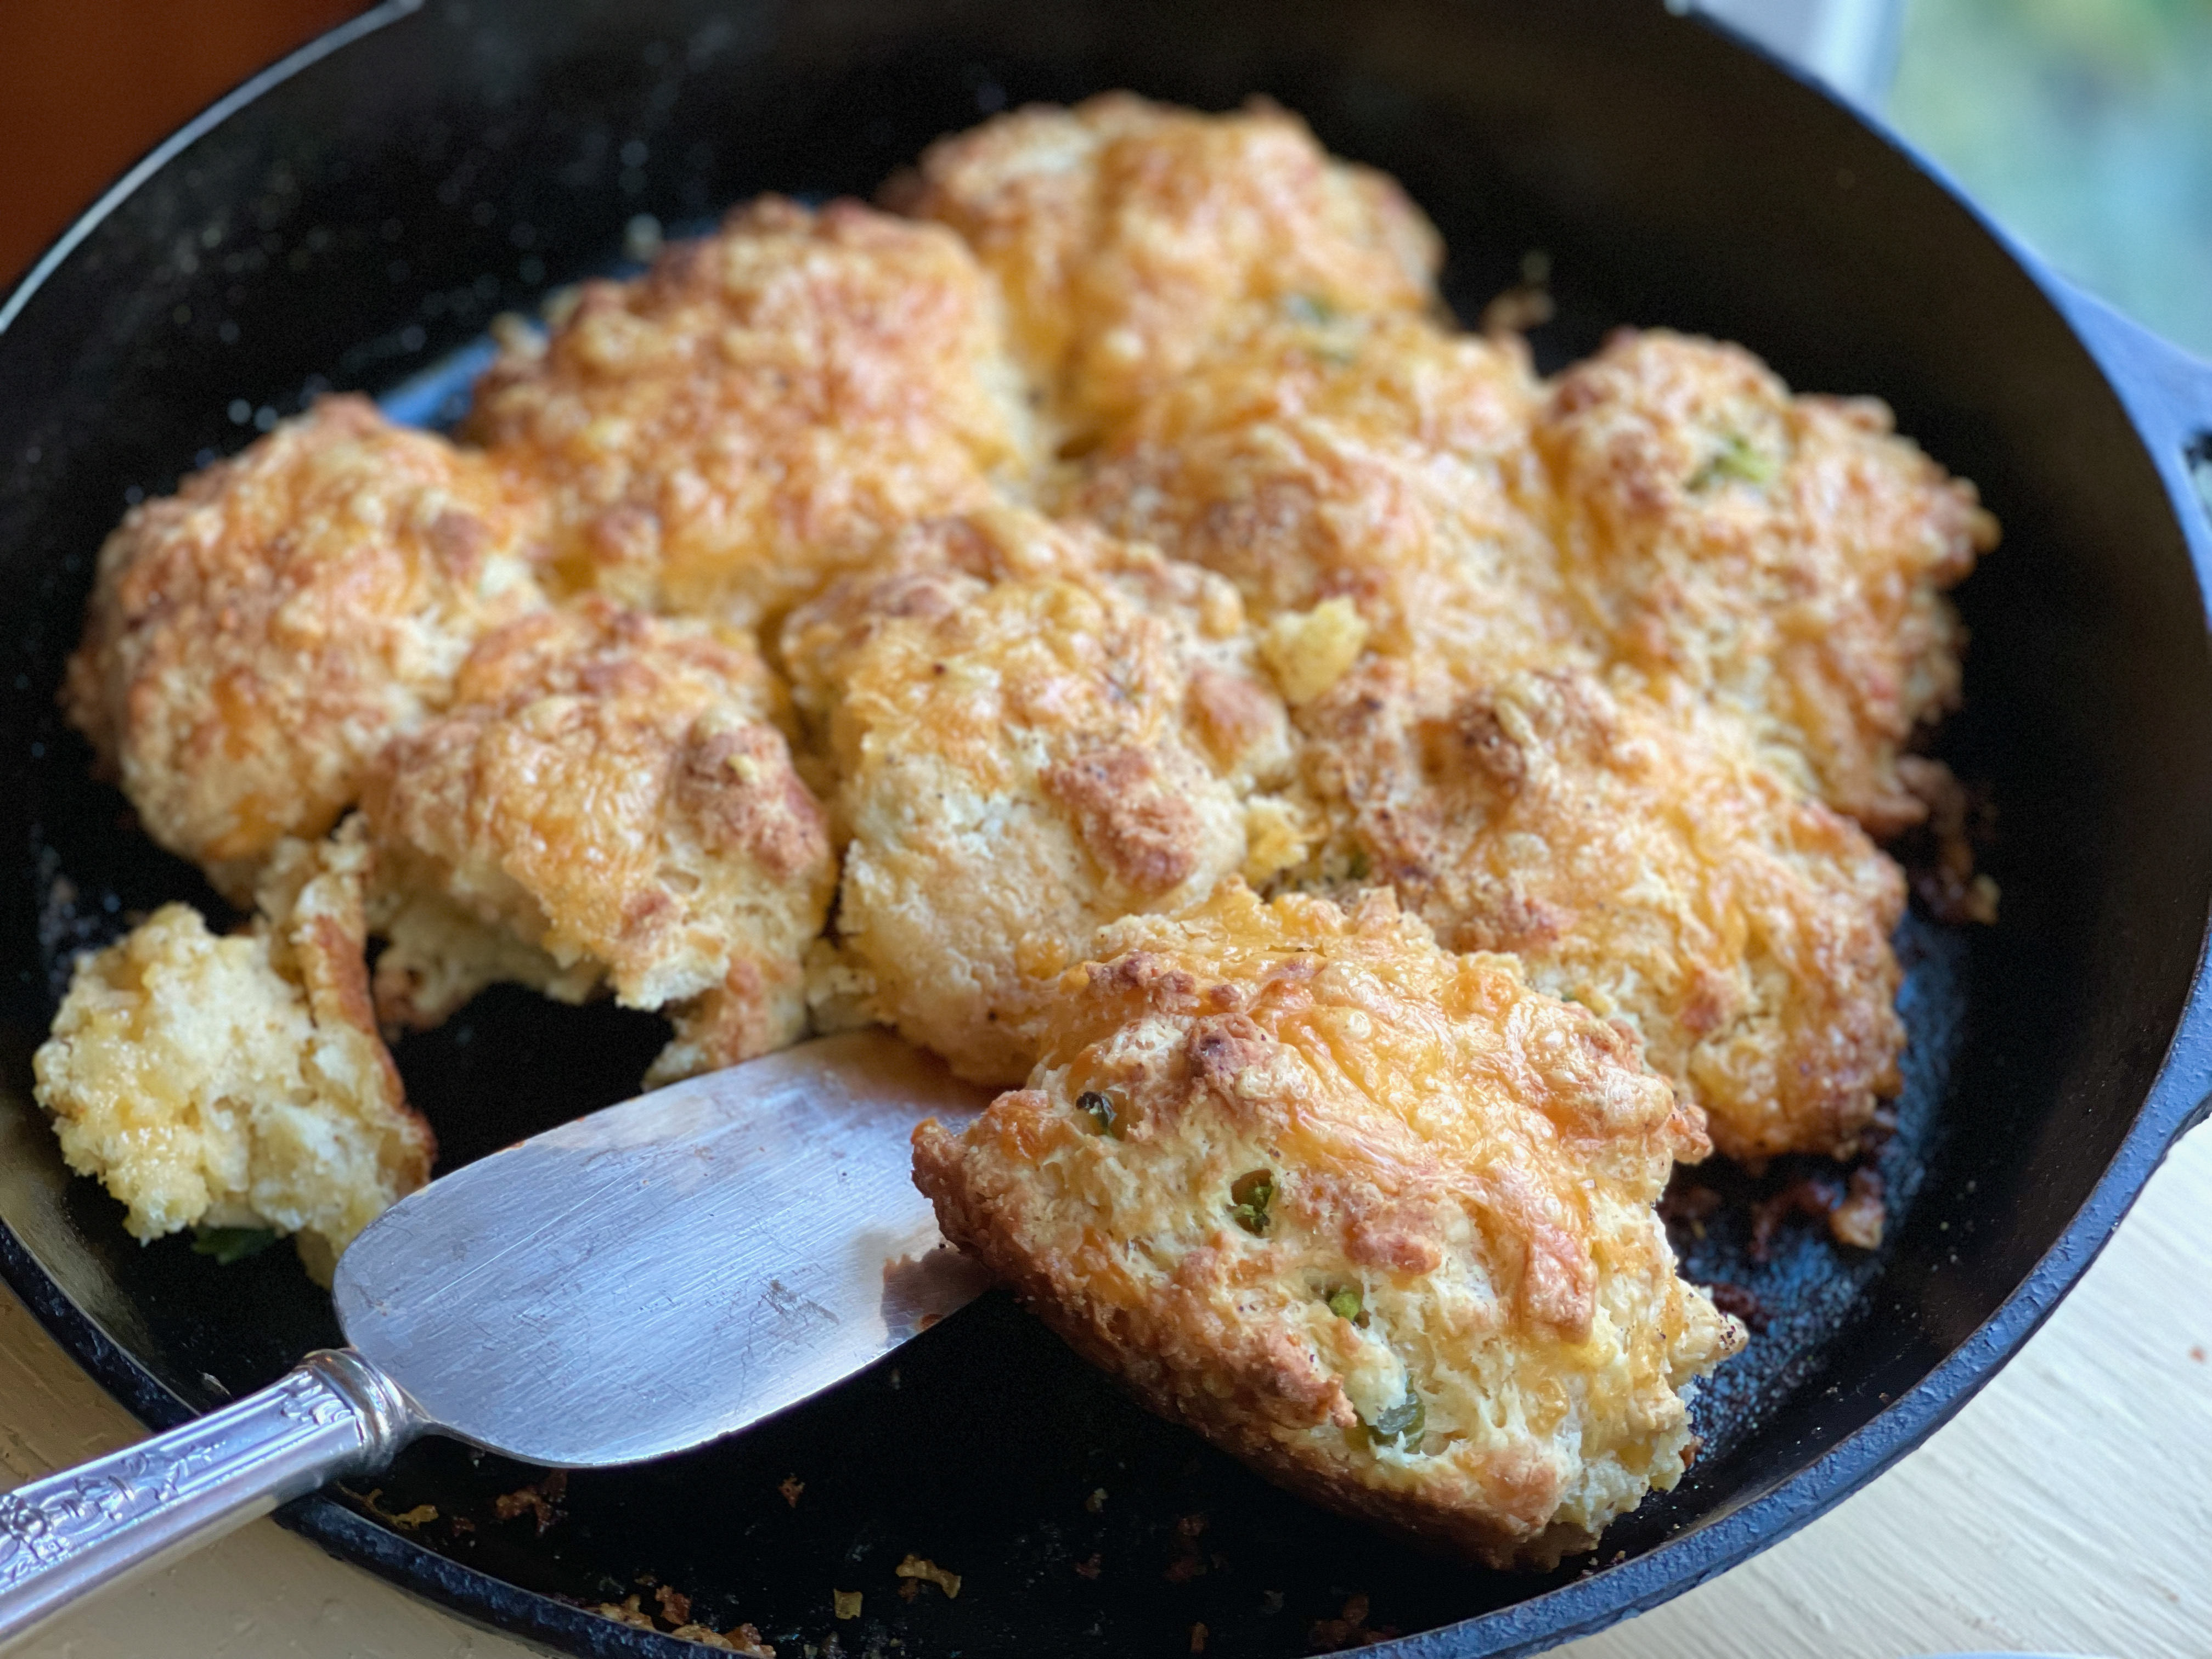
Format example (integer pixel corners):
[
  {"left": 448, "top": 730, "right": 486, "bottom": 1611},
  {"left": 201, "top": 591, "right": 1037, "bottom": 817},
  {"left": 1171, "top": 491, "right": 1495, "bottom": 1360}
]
[
  {"left": 780, "top": 1475, "right": 806, "bottom": 1508},
  {"left": 493, "top": 1472, "right": 567, "bottom": 1535},
  {"left": 1309, "top": 1593, "right": 1398, "bottom": 1651},
  {"left": 594, "top": 1596, "right": 656, "bottom": 1630},
  {"left": 894, "top": 1554, "right": 962, "bottom": 1599},
  {"left": 1829, "top": 1167, "right": 1887, "bottom": 1251},
  {"left": 360, "top": 1489, "right": 439, "bottom": 1531},
  {"left": 832, "top": 1589, "right": 861, "bottom": 1620}
]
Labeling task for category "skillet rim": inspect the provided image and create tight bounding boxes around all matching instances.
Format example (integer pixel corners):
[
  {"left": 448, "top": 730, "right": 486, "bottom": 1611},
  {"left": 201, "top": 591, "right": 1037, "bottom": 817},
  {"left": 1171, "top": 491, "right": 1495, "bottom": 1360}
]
[{"left": 3, "top": 4, "right": 2211, "bottom": 1655}]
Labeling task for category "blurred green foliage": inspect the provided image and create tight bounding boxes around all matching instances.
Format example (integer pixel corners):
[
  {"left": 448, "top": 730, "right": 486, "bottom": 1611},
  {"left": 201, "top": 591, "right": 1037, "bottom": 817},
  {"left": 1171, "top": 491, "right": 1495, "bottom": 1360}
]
[{"left": 1889, "top": 0, "right": 2212, "bottom": 354}]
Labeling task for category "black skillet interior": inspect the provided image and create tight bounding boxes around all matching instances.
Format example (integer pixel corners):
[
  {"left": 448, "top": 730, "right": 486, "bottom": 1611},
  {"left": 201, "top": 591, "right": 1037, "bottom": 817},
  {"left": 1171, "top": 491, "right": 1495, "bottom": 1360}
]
[{"left": 5, "top": 1, "right": 2212, "bottom": 1655}]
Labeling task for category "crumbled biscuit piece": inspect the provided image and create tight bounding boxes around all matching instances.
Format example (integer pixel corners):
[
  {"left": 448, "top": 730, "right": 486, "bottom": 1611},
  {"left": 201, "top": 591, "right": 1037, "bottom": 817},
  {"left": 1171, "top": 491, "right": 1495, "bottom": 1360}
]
[
  {"left": 895, "top": 94, "right": 1440, "bottom": 442},
  {"left": 363, "top": 596, "right": 835, "bottom": 1082},
  {"left": 1533, "top": 329, "right": 1999, "bottom": 833},
  {"left": 782, "top": 507, "right": 1291, "bottom": 1081},
  {"left": 468, "top": 196, "right": 1035, "bottom": 628},
  {"left": 63, "top": 396, "right": 549, "bottom": 898},
  {"left": 915, "top": 882, "right": 1741, "bottom": 1568},
  {"left": 31, "top": 819, "right": 431, "bottom": 1280}
]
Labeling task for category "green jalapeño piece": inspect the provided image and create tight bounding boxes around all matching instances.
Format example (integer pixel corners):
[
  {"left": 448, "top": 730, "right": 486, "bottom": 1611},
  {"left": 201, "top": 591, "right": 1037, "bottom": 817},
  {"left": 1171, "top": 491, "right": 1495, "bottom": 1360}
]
[
  {"left": 1076, "top": 1090, "right": 1124, "bottom": 1138},
  {"left": 1229, "top": 1169, "right": 1276, "bottom": 1234},
  {"left": 190, "top": 1224, "right": 279, "bottom": 1265},
  {"left": 1361, "top": 1387, "right": 1425, "bottom": 1451},
  {"left": 1326, "top": 1285, "right": 1364, "bottom": 1322},
  {"left": 1689, "top": 431, "right": 1780, "bottom": 492}
]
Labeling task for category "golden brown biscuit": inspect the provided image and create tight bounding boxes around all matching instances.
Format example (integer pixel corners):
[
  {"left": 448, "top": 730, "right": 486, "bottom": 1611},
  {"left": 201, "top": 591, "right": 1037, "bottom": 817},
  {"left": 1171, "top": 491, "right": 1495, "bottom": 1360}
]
[
  {"left": 1295, "top": 659, "right": 1907, "bottom": 1161},
  {"left": 363, "top": 596, "right": 836, "bottom": 1084},
  {"left": 1078, "top": 312, "right": 1922, "bottom": 1156},
  {"left": 1533, "top": 329, "right": 1999, "bottom": 833},
  {"left": 31, "top": 818, "right": 431, "bottom": 1282},
  {"left": 914, "top": 881, "right": 1740, "bottom": 1568},
  {"left": 63, "top": 396, "right": 550, "bottom": 899},
  {"left": 467, "top": 197, "right": 1035, "bottom": 628},
  {"left": 781, "top": 506, "right": 1296, "bottom": 1082},
  {"left": 896, "top": 94, "right": 1441, "bottom": 443},
  {"left": 1070, "top": 311, "right": 1580, "bottom": 673}
]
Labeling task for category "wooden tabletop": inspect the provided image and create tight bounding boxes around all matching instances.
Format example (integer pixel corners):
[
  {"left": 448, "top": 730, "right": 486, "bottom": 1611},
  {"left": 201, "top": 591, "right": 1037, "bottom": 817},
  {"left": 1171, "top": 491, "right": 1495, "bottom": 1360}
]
[{"left": 5, "top": 1128, "right": 2208, "bottom": 1659}]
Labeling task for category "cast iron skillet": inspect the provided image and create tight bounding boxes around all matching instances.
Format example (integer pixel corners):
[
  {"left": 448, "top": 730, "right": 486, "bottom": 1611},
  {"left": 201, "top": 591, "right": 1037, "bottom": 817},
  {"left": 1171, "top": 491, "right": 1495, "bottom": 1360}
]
[{"left": 5, "top": 1, "right": 2212, "bottom": 1654}]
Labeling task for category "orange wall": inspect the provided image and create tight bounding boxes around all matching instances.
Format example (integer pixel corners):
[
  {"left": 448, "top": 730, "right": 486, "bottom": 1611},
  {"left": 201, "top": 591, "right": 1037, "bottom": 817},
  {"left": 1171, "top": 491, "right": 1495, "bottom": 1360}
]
[{"left": 0, "top": 0, "right": 370, "bottom": 284}]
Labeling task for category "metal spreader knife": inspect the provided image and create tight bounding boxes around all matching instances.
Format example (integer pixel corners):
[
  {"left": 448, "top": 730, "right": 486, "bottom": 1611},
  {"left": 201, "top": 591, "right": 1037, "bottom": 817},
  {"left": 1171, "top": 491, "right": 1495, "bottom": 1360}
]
[{"left": 0, "top": 1031, "right": 991, "bottom": 1646}]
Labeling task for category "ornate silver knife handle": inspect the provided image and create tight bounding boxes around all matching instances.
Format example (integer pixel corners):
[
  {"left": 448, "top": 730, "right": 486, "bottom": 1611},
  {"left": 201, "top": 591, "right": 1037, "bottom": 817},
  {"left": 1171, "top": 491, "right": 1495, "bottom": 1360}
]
[{"left": 0, "top": 1348, "right": 420, "bottom": 1647}]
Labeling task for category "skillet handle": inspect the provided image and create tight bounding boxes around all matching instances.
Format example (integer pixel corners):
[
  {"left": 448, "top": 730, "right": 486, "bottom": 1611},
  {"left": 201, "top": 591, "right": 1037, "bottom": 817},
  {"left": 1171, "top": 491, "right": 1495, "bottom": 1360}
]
[
  {"left": 2050, "top": 280, "right": 2212, "bottom": 515},
  {"left": 2053, "top": 287, "right": 2212, "bottom": 1156},
  {"left": 0, "top": 1348, "right": 418, "bottom": 1649}
]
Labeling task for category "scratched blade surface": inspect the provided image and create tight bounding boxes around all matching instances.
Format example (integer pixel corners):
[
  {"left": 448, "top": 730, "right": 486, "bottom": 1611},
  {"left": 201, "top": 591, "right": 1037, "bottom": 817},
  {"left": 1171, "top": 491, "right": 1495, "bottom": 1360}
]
[{"left": 330, "top": 1031, "right": 992, "bottom": 1467}]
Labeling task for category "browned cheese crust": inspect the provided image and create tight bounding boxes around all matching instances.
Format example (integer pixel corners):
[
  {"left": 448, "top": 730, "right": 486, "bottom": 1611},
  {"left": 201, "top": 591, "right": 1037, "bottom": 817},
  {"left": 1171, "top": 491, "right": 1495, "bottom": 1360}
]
[
  {"left": 781, "top": 507, "right": 1298, "bottom": 1082},
  {"left": 1296, "top": 662, "right": 1906, "bottom": 1161},
  {"left": 894, "top": 94, "right": 1442, "bottom": 444},
  {"left": 1070, "top": 312, "right": 1582, "bottom": 675},
  {"left": 1532, "top": 329, "right": 2000, "bottom": 834},
  {"left": 466, "top": 197, "right": 1036, "bottom": 628},
  {"left": 363, "top": 596, "right": 836, "bottom": 1084},
  {"left": 915, "top": 882, "right": 1742, "bottom": 1568},
  {"left": 63, "top": 396, "right": 550, "bottom": 897},
  {"left": 31, "top": 818, "right": 431, "bottom": 1282}
]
